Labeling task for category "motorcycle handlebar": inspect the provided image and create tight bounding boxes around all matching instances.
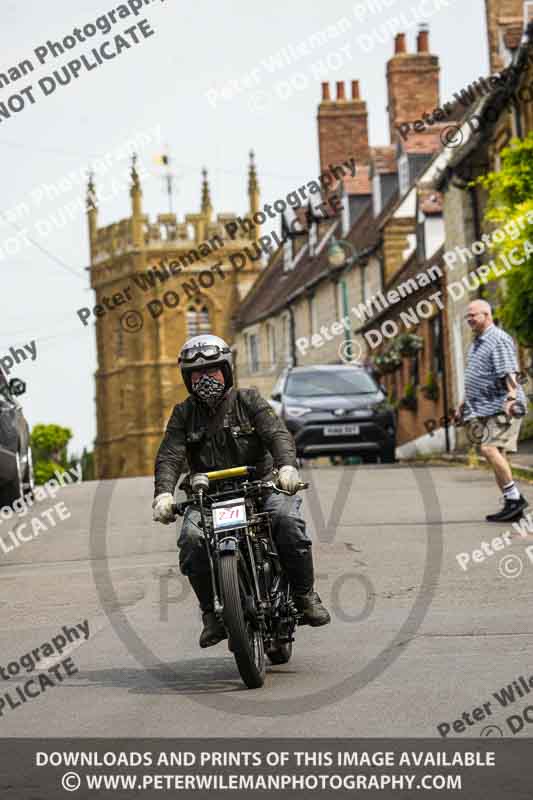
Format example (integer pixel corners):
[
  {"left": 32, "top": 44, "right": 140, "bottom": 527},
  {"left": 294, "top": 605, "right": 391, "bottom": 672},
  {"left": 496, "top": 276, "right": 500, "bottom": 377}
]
[{"left": 171, "top": 479, "right": 309, "bottom": 516}]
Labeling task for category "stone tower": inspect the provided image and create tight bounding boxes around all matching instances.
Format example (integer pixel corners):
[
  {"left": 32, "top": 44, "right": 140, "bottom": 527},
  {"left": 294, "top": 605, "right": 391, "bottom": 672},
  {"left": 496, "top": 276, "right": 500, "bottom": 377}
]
[{"left": 88, "top": 153, "right": 263, "bottom": 479}]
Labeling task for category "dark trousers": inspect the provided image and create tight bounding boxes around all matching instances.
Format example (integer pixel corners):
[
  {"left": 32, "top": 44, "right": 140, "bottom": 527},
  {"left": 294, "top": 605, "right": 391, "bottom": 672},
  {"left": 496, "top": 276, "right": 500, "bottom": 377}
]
[{"left": 177, "top": 492, "right": 312, "bottom": 578}]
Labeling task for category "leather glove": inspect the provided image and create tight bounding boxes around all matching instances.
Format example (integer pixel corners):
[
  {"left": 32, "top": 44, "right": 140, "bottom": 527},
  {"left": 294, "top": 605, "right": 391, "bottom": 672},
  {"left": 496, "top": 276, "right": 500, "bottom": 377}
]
[
  {"left": 278, "top": 465, "right": 300, "bottom": 493},
  {"left": 152, "top": 492, "right": 176, "bottom": 524}
]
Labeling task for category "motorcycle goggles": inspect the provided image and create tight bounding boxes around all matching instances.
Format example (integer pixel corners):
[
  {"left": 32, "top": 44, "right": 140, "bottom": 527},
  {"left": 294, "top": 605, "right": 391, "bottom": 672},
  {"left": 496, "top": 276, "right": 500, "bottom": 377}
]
[{"left": 179, "top": 344, "right": 230, "bottom": 364}]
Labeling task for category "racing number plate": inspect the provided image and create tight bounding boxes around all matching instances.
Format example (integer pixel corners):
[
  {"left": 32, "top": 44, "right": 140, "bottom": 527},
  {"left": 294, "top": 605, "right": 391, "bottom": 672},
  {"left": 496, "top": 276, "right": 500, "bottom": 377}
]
[
  {"left": 323, "top": 424, "right": 360, "bottom": 436},
  {"left": 212, "top": 498, "right": 247, "bottom": 531}
]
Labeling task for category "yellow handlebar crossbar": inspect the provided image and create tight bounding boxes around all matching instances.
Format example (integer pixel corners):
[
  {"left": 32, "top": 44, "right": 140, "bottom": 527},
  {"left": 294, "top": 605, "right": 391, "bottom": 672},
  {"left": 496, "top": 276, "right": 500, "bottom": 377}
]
[{"left": 205, "top": 466, "right": 249, "bottom": 481}]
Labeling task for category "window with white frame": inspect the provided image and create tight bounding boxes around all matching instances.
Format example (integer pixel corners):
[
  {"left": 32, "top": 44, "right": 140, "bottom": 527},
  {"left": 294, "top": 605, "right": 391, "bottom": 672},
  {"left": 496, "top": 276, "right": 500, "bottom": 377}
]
[
  {"left": 398, "top": 153, "right": 410, "bottom": 197},
  {"left": 282, "top": 313, "right": 291, "bottom": 364},
  {"left": 372, "top": 173, "right": 382, "bottom": 217},
  {"left": 266, "top": 322, "right": 276, "bottom": 368},
  {"left": 430, "top": 315, "right": 444, "bottom": 375},
  {"left": 248, "top": 333, "right": 260, "bottom": 374},
  {"left": 243, "top": 333, "right": 249, "bottom": 370},
  {"left": 283, "top": 238, "right": 292, "bottom": 272},
  {"left": 309, "top": 222, "right": 317, "bottom": 256},
  {"left": 186, "top": 299, "right": 211, "bottom": 336},
  {"left": 341, "top": 191, "right": 350, "bottom": 236}
]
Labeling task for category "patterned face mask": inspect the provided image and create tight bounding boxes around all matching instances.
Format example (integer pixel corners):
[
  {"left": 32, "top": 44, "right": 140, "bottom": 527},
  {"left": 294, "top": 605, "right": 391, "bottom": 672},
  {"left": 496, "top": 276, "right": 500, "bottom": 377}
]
[{"left": 191, "top": 372, "right": 226, "bottom": 408}]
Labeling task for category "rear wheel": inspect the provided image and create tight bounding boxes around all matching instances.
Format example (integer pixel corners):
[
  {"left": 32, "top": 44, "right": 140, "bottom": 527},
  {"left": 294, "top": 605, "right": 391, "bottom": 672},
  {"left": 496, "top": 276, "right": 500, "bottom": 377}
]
[{"left": 219, "top": 554, "right": 265, "bottom": 689}]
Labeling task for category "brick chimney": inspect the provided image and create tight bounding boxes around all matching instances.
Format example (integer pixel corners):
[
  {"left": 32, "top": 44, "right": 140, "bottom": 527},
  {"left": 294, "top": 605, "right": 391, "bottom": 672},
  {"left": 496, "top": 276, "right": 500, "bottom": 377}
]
[
  {"left": 485, "top": 0, "right": 525, "bottom": 73},
  {"left": 386, "top": 26, "right": 440, "bottom": 143},
  {"left": 317, "top": 79, "right": 370, "bottom": 174}
]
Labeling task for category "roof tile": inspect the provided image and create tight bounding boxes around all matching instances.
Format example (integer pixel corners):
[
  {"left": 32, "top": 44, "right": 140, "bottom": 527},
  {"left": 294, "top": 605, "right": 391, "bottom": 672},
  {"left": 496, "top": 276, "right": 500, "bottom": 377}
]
[{"left": 236, "top": 199, "right": 380, "bottom": 328}]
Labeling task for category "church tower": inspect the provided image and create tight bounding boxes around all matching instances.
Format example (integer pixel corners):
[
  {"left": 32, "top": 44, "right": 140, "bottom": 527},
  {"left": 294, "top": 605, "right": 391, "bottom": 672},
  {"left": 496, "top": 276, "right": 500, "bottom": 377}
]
[{"left": 88, "top": 154, "right": 264, "bottom": 479}]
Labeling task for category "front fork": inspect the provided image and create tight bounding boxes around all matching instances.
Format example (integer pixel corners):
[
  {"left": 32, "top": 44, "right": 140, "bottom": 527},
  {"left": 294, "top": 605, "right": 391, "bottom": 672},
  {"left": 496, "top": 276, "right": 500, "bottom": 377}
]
[
  {"left": 197, "top": 493, "right": 297, "bottom": 639},
  {"left": 197, "top": 489, "right": 223, "bottom": 616}
]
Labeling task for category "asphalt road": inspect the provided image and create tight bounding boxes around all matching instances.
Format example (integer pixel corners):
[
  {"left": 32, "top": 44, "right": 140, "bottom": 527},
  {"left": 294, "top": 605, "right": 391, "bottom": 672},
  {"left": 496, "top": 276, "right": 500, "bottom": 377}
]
[{"left": 1, "top": 463, "right": 533, "bottom": 739}]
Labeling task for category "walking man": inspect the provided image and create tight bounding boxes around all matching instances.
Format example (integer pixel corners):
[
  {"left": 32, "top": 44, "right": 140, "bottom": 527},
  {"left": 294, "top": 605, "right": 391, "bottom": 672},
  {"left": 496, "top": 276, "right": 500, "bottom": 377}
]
[{"left": 457, "top": 300, "right": 529, "bottom": 522}]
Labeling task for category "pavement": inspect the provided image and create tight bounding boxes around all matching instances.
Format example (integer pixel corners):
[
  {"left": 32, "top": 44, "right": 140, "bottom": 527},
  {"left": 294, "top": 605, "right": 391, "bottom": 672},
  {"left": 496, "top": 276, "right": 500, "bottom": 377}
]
[
  {"left": 438, "top": 437, "right": 533, "bottom": 478},
  {"left": 1, "top": 463, "right": 533, "bottom": 739},
  {"left": 510, "top": 437, "right": 533, "bottom": 470}
]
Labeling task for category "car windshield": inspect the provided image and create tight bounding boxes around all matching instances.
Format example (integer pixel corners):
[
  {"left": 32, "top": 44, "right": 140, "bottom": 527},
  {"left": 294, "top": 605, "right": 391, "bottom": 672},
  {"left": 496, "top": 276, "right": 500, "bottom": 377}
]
[{"left": 286, "top": 370, "right": 378, "bottom": 397}]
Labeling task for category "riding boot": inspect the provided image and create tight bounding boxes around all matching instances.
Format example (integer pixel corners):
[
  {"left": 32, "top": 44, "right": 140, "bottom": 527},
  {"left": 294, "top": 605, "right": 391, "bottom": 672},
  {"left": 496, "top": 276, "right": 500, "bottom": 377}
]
[
  {"left": 282, "top": 549, "right": 331, "bottom": 627},
  {"left": 188, "top": 574, "right": 227, "bottom": 648}
]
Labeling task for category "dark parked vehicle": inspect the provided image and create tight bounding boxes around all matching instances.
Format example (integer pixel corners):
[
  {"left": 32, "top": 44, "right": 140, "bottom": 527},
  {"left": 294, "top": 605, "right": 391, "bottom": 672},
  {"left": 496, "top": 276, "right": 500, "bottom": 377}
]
[
  {"left": 270, "top": 365, "right": 396, "bottom": 463},
  {"left": 0, "top": 371, "right": 34, "bottom": 507}
]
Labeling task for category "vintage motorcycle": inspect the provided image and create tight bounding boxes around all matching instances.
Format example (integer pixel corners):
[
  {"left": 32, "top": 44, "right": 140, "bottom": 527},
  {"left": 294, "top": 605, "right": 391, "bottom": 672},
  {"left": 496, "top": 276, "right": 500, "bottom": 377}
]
[{"left": 173, "top": 465, "right": 308, "bottom": 689}]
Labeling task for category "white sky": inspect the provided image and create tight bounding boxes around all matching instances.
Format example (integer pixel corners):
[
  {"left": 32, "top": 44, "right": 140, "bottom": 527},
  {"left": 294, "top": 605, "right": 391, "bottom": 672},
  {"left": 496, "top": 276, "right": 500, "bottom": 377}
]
[{"left": 0, "top": 0, "right": 488, "bottom": 456}]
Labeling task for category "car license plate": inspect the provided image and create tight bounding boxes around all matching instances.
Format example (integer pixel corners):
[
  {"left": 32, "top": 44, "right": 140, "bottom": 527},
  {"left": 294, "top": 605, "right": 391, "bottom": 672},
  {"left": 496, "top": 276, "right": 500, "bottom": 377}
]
[
  {"left": 323, "top": 424, "right": 360, "bottom": 436},
  {"left": 212, "top": 498, "right": 247, "bottom": 530}
]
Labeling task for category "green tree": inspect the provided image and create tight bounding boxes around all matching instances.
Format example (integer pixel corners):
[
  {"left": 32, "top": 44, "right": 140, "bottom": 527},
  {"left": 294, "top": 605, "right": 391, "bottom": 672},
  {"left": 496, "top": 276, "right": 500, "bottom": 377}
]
[
  {"left": 30, "top": 424, "right": 73, "bottom": 485},
  {"left": 478, "top": 133, "right": 533, "bottom": 345},
  {"left": 80, "top": 447, "right": 95, "bottom": 481}
]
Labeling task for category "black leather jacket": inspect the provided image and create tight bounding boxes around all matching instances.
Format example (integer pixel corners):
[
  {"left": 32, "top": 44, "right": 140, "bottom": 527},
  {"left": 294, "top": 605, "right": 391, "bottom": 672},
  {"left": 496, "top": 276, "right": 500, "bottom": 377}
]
[{"left": 154, "top": 387, "right": 297, "bottom": 497}]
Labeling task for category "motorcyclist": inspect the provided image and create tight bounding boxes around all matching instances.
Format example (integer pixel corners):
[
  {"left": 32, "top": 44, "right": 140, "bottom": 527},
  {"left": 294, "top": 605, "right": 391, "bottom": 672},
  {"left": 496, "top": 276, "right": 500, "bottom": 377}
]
[{"left": 152, "top": 334, "right": 330, "bottom": 648}]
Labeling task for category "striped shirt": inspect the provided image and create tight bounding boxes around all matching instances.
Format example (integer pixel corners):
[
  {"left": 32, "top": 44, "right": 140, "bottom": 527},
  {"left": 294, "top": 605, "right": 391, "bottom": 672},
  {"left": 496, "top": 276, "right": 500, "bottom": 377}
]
[{"left": 464, "top": 324, "right": 527, "bottom": 419}]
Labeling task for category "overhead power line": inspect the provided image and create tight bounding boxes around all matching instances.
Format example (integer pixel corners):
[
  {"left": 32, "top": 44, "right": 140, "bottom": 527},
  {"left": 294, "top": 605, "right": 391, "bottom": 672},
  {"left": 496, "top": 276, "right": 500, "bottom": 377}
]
[{"left": 0, "top": 212, "right": 86, "bottom": 281}]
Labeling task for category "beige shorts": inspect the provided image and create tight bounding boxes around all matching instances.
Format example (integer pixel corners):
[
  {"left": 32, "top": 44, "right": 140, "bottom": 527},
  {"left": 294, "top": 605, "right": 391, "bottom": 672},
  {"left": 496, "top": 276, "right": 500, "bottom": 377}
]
[{"left": 470, "top": 414, "right": 522, "bottom": 452}]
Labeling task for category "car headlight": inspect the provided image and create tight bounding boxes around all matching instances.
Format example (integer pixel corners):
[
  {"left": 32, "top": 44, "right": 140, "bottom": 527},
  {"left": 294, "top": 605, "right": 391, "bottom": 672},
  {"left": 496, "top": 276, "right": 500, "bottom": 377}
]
[{"left": 285, "top": 405, "right": 312, "bottom": 418}]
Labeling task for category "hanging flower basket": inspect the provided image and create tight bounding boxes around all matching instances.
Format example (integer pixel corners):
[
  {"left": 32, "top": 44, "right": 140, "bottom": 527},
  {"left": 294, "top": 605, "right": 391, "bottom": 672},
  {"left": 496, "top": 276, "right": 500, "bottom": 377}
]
[
  {"left": 399, "top": 383, "right": 418, "bottom": 412},
  {"left": 421, "top": 371, "right": 440, "bottom": 402},
  {"left": 374, "top": 349, "right": 402, "bottom": 374},
  {"left": 396, "top": 333, "right": 424, "bottom": 357}
]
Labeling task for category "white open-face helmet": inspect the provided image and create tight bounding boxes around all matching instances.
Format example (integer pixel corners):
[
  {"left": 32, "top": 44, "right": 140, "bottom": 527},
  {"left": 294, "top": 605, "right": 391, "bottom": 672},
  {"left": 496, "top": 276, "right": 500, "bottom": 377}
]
[{"left": 178, "top": 334, "right": 233, "bottom": 393}]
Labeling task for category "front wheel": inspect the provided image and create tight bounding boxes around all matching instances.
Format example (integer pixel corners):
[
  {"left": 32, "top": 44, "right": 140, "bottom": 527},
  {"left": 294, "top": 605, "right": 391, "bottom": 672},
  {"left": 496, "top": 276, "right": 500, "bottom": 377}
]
[{"left": 219, "top": 554, "right": 265, "bottom": 689}]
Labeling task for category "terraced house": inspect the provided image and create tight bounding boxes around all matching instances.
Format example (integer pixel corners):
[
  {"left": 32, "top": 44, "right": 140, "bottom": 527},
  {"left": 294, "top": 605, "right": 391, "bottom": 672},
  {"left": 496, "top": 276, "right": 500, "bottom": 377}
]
[
  {"left": 233, "top": 26, "right": 459, "bottom": 454},
  {"left": 233, "top": 3, "right": 533, "bottom": 458},
  {"left": 88, "top": 2, "right": 533, "bottom": 476}
]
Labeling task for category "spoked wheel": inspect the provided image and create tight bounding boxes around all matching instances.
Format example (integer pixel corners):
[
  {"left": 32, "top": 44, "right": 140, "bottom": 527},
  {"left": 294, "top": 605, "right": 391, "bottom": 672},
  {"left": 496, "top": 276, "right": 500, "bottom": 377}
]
[{"left": 219, "top": 554, "right": 265, "bottom": 689}]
